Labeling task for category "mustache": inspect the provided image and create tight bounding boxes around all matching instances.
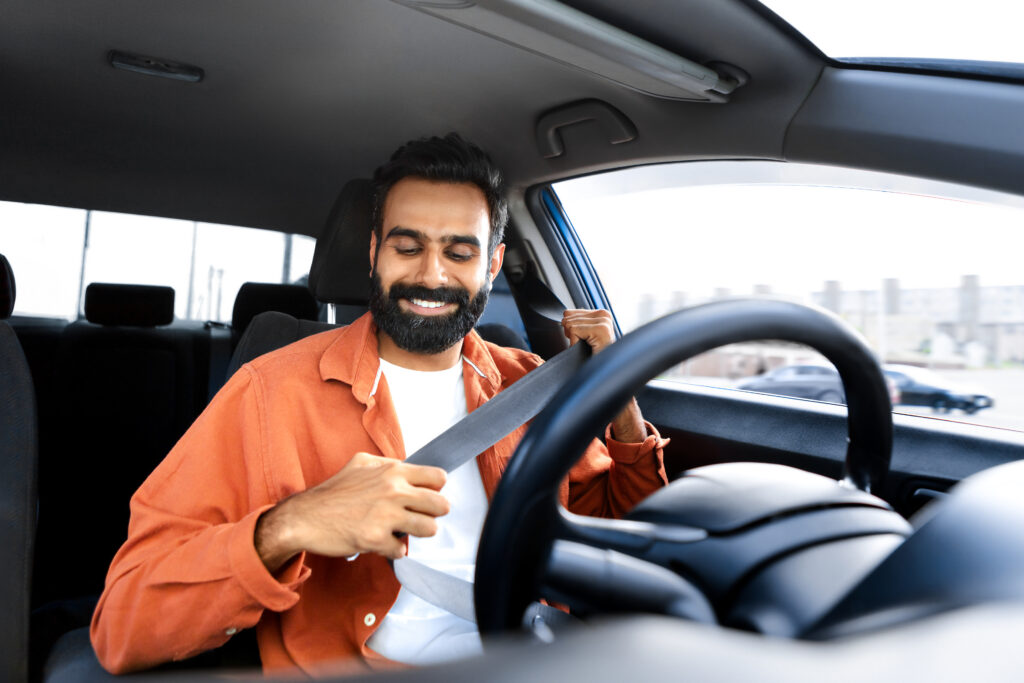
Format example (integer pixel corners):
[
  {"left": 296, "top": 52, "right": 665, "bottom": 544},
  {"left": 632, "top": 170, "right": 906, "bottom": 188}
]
[{"left": 388, "top": 283, "right": 470, "bottom": 306}]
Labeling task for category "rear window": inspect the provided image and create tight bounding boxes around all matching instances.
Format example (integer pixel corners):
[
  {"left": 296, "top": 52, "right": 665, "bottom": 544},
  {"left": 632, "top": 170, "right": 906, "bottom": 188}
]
[{"left": 0, "top": 201, "right": 315, "bottom": 322}]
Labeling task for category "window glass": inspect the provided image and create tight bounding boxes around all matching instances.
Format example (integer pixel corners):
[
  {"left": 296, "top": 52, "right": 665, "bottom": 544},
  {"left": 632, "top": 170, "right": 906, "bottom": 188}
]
[
  {"left": 554, "top": 161, "right": 1024, "bottom": 432},
  {"left": 0, "top": 203, "right": 86, "bottom": 318},
  {"left": 0, "top": 200, "right": 315, "bottom": 322},
  {"left": 760, "top": 0, "right": 1024, "bottom": 65}
]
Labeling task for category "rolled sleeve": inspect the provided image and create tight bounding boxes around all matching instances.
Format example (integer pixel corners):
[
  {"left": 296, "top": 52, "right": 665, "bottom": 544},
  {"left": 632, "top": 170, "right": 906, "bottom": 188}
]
[
  {"left": 605, "top": 421, "right": 670, "bottom": 464},
  {"left": 228, "top": 504, "right": 311, "bottom": 613}
]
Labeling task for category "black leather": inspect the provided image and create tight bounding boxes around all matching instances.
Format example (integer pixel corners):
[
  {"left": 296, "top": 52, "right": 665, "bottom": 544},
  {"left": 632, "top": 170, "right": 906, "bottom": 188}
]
[
  {"left": 230, "top": 282, "right": 318, "bottom": 344},
  {"left": 308, "top": 179, "right": 374, "bottom": 306},
  {"left": 84, "top": 283, "right": 175, "bottom": 327},
  {"left": 0, "top": 254, "right": 38, "bottom": 683},
  {"left": 226, "top": 311, "right": 335, "bottom": 377},
  {"left": 1, "top": 253, "right": 15, "bottom": 319}
]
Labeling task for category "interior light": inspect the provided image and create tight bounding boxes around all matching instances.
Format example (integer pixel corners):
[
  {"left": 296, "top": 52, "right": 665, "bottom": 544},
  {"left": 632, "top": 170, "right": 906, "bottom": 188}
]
[{"left": 108, "top": 50, "right": 204, "bottom": 83}]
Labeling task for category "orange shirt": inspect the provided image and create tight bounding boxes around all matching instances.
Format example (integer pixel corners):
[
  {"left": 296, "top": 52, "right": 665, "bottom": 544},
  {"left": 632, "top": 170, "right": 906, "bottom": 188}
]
[{"left": 90, "top": 313, "right": 669, "bottom": 676}]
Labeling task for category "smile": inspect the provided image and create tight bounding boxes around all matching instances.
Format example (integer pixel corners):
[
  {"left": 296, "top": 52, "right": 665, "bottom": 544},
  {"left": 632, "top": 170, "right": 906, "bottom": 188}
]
[{"left": 409, "top": 298, "right": 448, "bottom": 309}]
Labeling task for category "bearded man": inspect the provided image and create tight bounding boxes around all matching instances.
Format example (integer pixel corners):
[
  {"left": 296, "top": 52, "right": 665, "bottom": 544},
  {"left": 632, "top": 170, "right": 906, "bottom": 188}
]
[{"left": 91, "top": 134, "right": 668, "bottom": 676}]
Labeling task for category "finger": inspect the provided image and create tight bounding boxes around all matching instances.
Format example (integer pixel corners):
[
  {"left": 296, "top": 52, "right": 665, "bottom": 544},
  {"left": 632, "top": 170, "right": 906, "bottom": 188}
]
[
  {"left": 403, "top": 488, "right": 450, "bottom": 517},
  {"left": 395, "top": 511, "right": 441, "bottom": 539},
  {"left": 376, "top": 535, "right": 407, "bottom": 560},
  {"left": 399, "top": 463, "right": 448, "bottom": 490}
]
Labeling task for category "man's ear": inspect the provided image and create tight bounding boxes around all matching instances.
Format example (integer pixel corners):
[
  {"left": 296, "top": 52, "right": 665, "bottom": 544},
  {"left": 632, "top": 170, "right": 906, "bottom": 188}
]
[
  {"left": 488, "top": 243, "right": 505, "bottom": 282},
  {"left": 368, "top": 231, "right": 378, "bottom": 275}
]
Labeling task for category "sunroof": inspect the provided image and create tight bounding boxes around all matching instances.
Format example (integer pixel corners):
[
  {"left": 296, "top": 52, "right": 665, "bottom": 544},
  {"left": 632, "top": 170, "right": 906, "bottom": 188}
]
[{"left": 759, "top": 0, "right": 1024, "bottom": 66}]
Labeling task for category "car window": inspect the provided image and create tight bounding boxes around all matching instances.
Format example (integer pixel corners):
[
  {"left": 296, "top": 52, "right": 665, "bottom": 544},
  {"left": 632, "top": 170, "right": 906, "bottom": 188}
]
[
  {"left": 553, "top": 161, "right": 1024, "bottom": 431},
  {"left": 0, "top": 201, "right": 315, "bottom": 322}
]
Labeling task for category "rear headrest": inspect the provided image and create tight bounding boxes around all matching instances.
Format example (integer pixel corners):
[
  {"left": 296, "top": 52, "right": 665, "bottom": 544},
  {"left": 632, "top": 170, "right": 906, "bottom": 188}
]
[
  {"left": 232, "top": 282, "right": 319, "bottom": 339},
  {"left": 0, "top": 254, "right": 14, "bottom": 319},
  {"left": 84, "top": 283, "right": 175, "bottom": 326},
  {"left": 308, "top": 179, "right": 373, "bottom": 306}
]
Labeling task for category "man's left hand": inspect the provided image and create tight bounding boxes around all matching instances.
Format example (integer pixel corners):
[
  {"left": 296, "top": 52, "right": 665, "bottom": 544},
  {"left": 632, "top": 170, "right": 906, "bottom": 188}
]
[
  {"left": 561, "top": 308, "right": 647, "bottom": 443},
  {"left": 562, "top": 308, "right": 616, "bottom": 354}
]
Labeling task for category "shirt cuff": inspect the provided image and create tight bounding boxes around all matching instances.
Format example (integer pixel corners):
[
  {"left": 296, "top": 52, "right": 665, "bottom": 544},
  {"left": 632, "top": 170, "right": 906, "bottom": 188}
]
[
  {"left": 605, "top": 421, "right": 670, "bottom": 465},
  {"left": 227, "top": 504, "right": 310, "bottom": 612}
]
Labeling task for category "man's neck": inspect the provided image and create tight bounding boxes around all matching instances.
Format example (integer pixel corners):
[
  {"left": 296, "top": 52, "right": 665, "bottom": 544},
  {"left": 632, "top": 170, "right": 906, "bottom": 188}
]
[{"left": 376, "top": 330, "right": 464, "bottom": 371}]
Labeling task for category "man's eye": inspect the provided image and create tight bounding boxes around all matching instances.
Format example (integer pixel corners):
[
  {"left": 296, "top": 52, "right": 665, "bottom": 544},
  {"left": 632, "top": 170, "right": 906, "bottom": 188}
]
[
  {"left": 447, "top": 250, "right": 475, "bottom": 262},
  {"left": 393, "top": 246, "right": 421, "bottom": 255}
]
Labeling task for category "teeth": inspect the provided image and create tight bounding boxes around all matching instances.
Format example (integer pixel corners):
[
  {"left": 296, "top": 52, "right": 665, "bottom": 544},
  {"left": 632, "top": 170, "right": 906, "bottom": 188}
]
[{"left": 410, "top": 298, "right": 447, "bottom": 309}]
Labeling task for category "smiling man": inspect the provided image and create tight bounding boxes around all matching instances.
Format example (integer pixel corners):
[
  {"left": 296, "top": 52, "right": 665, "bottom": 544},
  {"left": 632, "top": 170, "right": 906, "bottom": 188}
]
[{"left": 91, "top": 134, "right": 668, "bottom": 676}]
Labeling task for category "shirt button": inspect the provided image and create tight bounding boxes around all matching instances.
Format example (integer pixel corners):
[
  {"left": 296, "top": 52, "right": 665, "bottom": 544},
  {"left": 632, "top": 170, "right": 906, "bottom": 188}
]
[
  {"left": 364, "top": 613, "right": 376, "bottom": 627},
  {"left": 225, "top": 627, "right": 238, "bottom": 636}
]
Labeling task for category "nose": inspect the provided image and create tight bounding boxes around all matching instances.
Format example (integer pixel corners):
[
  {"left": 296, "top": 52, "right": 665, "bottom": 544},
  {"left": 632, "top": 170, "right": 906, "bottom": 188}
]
[{"left": 416, "top": 248, "right": 448, "bottom": 289}]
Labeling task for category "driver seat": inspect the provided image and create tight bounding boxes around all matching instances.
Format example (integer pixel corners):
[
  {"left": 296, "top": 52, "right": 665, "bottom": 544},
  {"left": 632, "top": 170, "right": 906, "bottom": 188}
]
[{"left": 0, "top": 253, "right": 39, "bottom": 683}]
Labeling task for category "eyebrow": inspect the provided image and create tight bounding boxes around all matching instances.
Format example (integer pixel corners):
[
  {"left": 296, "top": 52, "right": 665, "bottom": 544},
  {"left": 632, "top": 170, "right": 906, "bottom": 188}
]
[{"left": 384, "top": 226, "right": 481, "bottom": 249}]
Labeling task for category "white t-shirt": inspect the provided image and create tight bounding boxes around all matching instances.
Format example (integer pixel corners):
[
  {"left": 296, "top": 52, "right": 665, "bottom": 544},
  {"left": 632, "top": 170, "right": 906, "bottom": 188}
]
[{"left": 365, "top": 357, "right": 488, "bottom": 665}]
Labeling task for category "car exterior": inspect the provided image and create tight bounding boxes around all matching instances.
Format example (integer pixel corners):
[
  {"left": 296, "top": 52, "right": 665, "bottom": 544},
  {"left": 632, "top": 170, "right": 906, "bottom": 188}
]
[
  {"left": 884, "top": 364, "right": 994, "bottom": 414},
  {"left": 737, "top": 364, "right": 846, "bottom": 403},
  {"left": 737, "top": 364, "right": 902, "bottom": 406}
]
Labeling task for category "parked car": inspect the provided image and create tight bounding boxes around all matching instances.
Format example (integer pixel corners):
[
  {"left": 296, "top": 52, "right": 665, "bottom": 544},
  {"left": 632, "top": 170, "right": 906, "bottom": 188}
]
[
  {"left": 884, "top": 365, "right": 994, "bottom": 414},
  {"left": 737, "top": 364, "right": 901, "bottom": 406},
  {"left": 737, "top": 364, "right": 846, "bottom": 403}
]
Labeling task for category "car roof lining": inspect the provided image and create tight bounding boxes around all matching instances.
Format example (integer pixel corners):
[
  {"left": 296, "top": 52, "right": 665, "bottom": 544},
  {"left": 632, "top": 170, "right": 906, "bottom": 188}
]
[{"left": 0, "top": 0, "right": 821, "bottom": 236}]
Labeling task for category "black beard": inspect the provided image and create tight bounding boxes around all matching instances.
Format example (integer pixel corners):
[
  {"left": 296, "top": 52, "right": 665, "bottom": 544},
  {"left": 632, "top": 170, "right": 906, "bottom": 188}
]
[{"left": 368, "top": 273, "right": 490, "bottom": 355}]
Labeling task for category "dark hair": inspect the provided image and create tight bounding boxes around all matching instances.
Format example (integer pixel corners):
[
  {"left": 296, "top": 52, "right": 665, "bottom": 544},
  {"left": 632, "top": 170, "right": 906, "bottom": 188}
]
[{"left": 371, "top": 133, "right": 508, "bottom": 256}]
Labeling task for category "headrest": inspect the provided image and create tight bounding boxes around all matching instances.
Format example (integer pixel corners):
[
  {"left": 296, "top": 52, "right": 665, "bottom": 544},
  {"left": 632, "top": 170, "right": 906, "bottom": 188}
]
[
  {"left": 308, "top": 179, "right": 373, "bottom": 306},
  {"left": 0, "top": 253, "right": 15, "bottom": 319},
  {"left": 232, "top": 282, "right": 319, "bottom": 338},
  {"left": 84, "top": 283, "right": 175, "bottom": 326}
]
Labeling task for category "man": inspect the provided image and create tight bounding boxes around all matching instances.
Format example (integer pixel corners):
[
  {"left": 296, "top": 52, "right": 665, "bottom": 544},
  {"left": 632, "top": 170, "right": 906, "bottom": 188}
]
[{"left": 91, "top": 134, "right": 668, "bottom": 676}]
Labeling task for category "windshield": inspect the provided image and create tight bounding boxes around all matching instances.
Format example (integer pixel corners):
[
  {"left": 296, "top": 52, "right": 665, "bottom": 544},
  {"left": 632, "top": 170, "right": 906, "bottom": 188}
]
[{"left": 759, "top": 0, "right": 1024, "bottom": 67}]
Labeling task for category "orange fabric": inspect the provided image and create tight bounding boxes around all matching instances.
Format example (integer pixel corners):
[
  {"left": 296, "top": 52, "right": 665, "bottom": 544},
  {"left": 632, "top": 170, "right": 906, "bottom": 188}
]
[{"left": 90, "top": 313, "right": 669, "bottom": 676}]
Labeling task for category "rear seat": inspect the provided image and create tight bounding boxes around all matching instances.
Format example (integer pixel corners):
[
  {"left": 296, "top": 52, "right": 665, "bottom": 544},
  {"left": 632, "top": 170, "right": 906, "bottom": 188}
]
[
  {"left": 33, "top": 283, "right": 212, "bottom": 606},
  {"left": 230, "top": 282, "right": 319, "bottom": 347}
]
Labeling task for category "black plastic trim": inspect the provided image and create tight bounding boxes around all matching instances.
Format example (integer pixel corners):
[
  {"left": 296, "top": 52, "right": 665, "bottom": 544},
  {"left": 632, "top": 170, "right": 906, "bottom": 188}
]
[{"left": 638, "top": 380, "right": 1024, "bottom": 514}]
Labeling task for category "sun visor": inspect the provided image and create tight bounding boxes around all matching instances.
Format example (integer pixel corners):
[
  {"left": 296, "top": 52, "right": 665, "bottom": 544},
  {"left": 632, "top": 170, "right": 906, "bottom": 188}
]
[{"left": 392, "top": 0, "right": 740, "bottom": 102}]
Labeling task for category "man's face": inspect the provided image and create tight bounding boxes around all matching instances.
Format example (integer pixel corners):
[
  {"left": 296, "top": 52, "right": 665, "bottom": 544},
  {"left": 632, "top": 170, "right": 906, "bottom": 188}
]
[{"left": 369, "top": 177, "right": 505, "bottom": 355}]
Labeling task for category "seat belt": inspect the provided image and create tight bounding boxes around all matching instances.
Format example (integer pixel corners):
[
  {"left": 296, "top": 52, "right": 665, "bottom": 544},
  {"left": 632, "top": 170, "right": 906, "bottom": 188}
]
[
  {"left": 391, "top": 341, "right": 591, "bottom": 625},
  {"left": 205, "top": 321, "right": 233, "bottom": 401}
]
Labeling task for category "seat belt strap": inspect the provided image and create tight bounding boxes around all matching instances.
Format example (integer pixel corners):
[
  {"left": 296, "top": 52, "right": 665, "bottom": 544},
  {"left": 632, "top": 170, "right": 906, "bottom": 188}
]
[
  {"left": 403, "top": 342, "right": 590, "bottom": 470},
  {"left": 206, "top": 321, "right": 232, "bottom": 401},
  {"left": 391, "top": 342, "right": 591, "bottom": 623}
]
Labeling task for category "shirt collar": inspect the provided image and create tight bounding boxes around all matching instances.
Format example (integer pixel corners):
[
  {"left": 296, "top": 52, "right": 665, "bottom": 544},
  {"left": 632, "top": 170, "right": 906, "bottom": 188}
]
[{"left": 319, "top": 312, "right": 502, "bottom": 403}]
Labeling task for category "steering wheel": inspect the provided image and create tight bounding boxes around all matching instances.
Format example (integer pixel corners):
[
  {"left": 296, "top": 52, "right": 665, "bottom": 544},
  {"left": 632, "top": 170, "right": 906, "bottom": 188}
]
[{"left": 474, "top": 299, "right": 894, "bottom": 634}]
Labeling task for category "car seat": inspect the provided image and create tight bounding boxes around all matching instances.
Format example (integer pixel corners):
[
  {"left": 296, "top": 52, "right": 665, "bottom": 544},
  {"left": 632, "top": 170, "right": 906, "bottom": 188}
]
[{"left": 0, "top": 253, "right": 39, "bottom": 683}]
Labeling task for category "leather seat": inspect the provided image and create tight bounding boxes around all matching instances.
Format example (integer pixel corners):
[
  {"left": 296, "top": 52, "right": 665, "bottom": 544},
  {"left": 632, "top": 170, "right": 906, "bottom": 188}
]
[
  {"left": 35, "top": 284, "right": 205, "bottom": 605},
  {"left": 0, "top": 253, "right": 39, "bottom": 683},
  {"left": 227, "top": 179, "right": 375, "bottom": 374}
]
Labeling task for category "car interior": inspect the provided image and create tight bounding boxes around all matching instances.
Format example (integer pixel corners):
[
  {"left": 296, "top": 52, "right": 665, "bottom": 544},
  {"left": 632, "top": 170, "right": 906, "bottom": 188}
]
[{"left": 3, "top": 0, "right": 1024, "bottom": 681}]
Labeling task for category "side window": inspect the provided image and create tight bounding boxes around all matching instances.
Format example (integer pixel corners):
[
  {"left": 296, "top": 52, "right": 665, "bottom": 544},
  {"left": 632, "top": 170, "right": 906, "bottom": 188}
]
[
  {"left": 0, "top": 201, "right": 315, "bottom": 322},
  {"left": 554, "top": 161, "right": 1024, "bottom": 431}
]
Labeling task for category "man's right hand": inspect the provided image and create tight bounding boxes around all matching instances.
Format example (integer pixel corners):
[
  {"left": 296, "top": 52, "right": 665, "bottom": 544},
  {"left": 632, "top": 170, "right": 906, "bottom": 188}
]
[{"left": 255, "top": 452, "right": 450, "bottom": 571}]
